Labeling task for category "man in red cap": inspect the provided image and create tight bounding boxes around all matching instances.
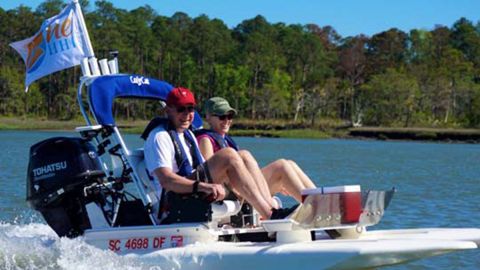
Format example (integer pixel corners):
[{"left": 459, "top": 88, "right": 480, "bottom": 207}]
[{"left": 144, "top": 87, "right": 293, "bottom": 223}]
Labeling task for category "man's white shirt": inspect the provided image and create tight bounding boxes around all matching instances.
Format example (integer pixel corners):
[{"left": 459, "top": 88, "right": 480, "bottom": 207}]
[{"left": 144, "top": 126, "right": 202, "bottom": 176}]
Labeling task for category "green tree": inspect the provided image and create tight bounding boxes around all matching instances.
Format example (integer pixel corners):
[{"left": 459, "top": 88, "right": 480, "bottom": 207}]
[
  {"left": 152, "top": 12, "right": 194, "bottom": 86},
  {"left": 188, "top": 15, "right": 234, "bottom": 101},
  {"left": 466, "top": 85, "right": 480, "bottom": 127},
  {"left": 89, "top": 1, "right": 124, "bottom": 58},
  {"left": 35, "top": 0, "right": 64, "bottom": 18},
  {"left": 361, "top": 69, "right": 420, "bottom": 126},
  {"left": 234, "top": 16, "right": 284, "bottom": 119},
  {"left": 211, "top": 64, "right": 251, "bottom": 116},
  {"left": 366, "top": 28, "right": 408, "bottom": 75},
  {"left": 261, "top": 69, "right": 292, "bottom": 118},
  {"left": 117, "top": 5, "right": 156, "bottom": 75},
  {"left": 338, "top": 35, "right": 368, "bottom": 122},
  {"left": 276, "top": 24, "right": 331, "bottom": 122},
  {"left": 434, "top": 48, "right": 473, "bottom": 123},
  {"left": 451, "top": 17, "right": 480, "bottom": 69}
]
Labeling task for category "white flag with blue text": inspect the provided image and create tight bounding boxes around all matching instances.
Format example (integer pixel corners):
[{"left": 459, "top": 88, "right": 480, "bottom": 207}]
[{"left": 10, "top": 2, "right": 91, "bottom": 91}]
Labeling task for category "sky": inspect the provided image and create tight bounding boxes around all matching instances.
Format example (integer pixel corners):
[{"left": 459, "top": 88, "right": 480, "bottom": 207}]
[{"left": 1, "top": 0, "right": 480, "bottom": 37}]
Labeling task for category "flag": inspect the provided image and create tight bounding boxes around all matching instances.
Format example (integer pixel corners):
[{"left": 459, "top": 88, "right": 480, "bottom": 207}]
[{"left": 10, "top": 1, "right": 92, "bottom": 91}]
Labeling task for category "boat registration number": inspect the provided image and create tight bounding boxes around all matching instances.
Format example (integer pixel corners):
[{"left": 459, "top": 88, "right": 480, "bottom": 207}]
[{"left": 108, "top": 235, "right": 184, "bottom": 252}]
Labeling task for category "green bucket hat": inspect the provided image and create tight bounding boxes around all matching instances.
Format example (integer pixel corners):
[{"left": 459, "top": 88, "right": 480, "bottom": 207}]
[{"left": 204, "top": 97, "right": 237, "bottom": 116}]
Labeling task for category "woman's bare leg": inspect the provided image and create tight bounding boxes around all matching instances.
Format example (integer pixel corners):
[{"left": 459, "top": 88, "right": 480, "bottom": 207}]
[
  {"left": 238, "top": 150, "right": 279, "bottom": 208},
  {"left": 206, "top": 148, "right": 274, "bottom": 218},
  {"left": 262, "top": 159, "right": 306, "bottom": 202},
  {"left": 288, "top": 160, "right": 316, "bottom": 189}
]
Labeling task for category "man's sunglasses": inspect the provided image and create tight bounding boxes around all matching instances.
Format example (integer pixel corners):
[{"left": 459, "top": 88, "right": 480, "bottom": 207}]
[
  {"left": 176, "top": 106, "right": 195, "bottom": 113},
  {"left": 215, "top": 114, "right": 234, "bottom": 120}
]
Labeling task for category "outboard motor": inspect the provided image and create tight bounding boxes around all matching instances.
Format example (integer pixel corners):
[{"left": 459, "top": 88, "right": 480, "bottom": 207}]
[{"left": 26, "top": 137, "right": 106, "bottom": 237}]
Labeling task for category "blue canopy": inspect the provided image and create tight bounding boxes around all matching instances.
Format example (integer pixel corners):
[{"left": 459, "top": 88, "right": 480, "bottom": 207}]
[{"left": 88, "top": 74, "right": 203, "bottom": 128}]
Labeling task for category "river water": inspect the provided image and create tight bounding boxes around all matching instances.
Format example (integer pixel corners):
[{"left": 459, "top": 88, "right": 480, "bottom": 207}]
[{"left": 0, "top": 130, "right": 479, "bottom": 269}]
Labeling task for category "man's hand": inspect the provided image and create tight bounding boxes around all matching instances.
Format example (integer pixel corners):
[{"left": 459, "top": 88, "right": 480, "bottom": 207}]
[{"left": 198, "top": 182, "right": 226, "bottom": 202}]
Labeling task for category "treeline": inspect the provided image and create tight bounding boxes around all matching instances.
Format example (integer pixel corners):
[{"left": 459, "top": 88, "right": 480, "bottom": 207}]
[{"left": 1, "top": 0, "right": 480, "bottom": 128}]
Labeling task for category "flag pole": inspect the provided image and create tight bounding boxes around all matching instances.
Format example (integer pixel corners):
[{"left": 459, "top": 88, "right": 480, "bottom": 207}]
[{"left": 72, "top": 0, "right": 95, "bottom": 58}]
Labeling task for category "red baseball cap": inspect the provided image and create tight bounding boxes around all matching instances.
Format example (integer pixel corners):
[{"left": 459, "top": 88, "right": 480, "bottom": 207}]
[{"left": 166, "top": 87, "right": 196, "bottom": 107}]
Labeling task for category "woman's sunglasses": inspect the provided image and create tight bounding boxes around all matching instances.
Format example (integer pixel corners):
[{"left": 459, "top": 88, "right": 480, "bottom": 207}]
[
  {"left": 215, "top": 114, "right": 234, "bottom": 120},
  {"left": 176, "top": 106, "right": 195, "bottom": 113}
]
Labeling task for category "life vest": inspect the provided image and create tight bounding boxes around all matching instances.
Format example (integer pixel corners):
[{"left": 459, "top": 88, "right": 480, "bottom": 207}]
[
  {"left": 194, "top": 129, "right": 239, "bottom": 151},
  {"left": 142, "top": 118, "right": 213, "bottom": 224},
  {"left": 141, "top": 117, "right": 204, "bottom": 177}
]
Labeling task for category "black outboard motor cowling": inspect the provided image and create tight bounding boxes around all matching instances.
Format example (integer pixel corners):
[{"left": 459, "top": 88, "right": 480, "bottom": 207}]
[{"left": 26, "top": 137, "right": 105, "bottom": 237}]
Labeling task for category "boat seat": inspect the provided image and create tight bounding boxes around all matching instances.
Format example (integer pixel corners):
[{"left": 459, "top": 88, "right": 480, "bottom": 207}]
[{"left": 129, "top": 148, "right": 162, "bottom": 224}]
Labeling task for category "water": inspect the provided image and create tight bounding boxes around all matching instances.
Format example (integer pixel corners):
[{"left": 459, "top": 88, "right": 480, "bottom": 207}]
[{"left": 0, "top": 130, "right": 479, "bottom": 269}]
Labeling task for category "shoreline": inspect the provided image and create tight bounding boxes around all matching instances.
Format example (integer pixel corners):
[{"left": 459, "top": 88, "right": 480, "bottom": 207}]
[
  {"left": 348, "top": 127, "right": 480, "bottom": 143},
  {"left": 0, "top": 117, "right": 479, "bottom": 143}
]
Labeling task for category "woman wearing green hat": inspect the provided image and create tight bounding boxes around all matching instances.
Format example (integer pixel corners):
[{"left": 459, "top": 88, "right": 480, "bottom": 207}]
[{"left": 196, "top": 97, "right": 316, "bottom": 202}]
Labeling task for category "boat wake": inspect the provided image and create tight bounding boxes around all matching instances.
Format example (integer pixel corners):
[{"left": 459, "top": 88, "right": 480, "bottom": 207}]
[
  {"left": 0, "top": 218, "right": 232, "bottom": 270},
  {"left": 0, "top": 220, "right": 152, "bottom": 270}
]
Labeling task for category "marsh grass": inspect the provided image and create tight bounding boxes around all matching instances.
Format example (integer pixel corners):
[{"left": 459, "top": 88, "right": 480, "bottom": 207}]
[{"left": 1, "top": 117, "right": 477, "bottom": 141}]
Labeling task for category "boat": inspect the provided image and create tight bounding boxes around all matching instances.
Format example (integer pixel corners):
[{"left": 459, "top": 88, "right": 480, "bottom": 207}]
[
  {"left": 10, "top": 1, "right": 478, "bottom": 268},
  {"left": 24, "top": 55, "right": 480, "bottom": 270}
]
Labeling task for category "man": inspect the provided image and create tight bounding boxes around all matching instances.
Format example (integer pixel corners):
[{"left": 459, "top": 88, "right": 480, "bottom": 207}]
[{"left": 144, "top": 87, "right": 293, "bottom": 223}]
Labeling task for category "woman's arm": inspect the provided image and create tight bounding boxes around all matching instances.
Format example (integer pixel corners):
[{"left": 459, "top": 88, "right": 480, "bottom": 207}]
[{"left": 198, "top": 137, "right": 215, "bottom": 160}]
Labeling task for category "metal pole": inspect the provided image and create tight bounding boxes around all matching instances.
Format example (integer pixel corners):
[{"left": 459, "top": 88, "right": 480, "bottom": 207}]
[
  {"left": 77, "top": 79, "right": 92, "bottom": 126},
  {"left": 72, "top": 0, "right": 95, "bottom": 57}
]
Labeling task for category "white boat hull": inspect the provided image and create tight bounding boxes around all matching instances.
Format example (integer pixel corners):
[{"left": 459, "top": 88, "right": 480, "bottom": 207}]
[
  {"left": 84, "top": 226, "right": 479, "bottom": 269},
  {"left": 361, "top": 228, "right": 480, "bottom": 245},
  {"left": 136, "top": 239, "right": 475, "bottom": 270}
]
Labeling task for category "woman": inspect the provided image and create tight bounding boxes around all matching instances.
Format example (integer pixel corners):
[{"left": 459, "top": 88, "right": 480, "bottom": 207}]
[{"left": 196, "top": 97, "right": 316, "bottom": 202}]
